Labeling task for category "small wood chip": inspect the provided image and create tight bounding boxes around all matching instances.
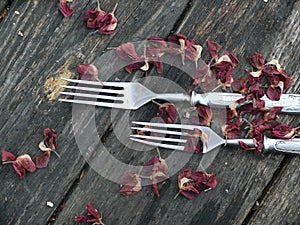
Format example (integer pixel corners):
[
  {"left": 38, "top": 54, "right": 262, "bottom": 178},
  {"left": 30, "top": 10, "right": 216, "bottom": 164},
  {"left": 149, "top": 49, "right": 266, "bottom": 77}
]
[{"left": 46, "top": 201, "right": 54, "bottom": 208}]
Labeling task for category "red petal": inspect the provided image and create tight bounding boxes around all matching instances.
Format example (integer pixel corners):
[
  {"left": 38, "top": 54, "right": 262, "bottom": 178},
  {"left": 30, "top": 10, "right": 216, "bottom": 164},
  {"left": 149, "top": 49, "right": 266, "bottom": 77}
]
[
  {"left": 87, "top": 203, "right": 102, "bottom": 219},
  {"left": 207, "top": 41, "right": 221, "bottom": 59},
  {"left": 195, "top": 105, "right": 212, "bottom": 126},
  {"left": 78, "top": 64, "right": 99, "bottom": 81},
  {"left": 59, "top": 2, "right": 74, "bottom": 18},
  {"left": 42, "top": 128, "right": 57, "bottom": 151},
  {"left": 36, "top": 151, "right": 51, "bottom": 168},
  {"left": 271, "top": 123, "right": 295, "bottom": 139},
  {"left": 16, "top": 154, "right": 36, "bottom": 173},
  {"left": 2, "top": 150, "right": 16, "bottom": 162},
  {"left": 119, "top": 172, "right": 142, "bottom": 196},
  {"left": 184, "top": 128, "right": 206, "bottom": 153},
  {"left": 231, "top": 77, "right": 248, "bottom": 94},
  {"left": 157, "top": 103, "right": 177, "bottom": 124},
  {"left": 13, "top": 162, "right": 26, "bottom": 179},
  {"left": 116, "top": 42, "right": 140, "bottom": 61},
  {"left": 247, "top": 52, "right": 265, "bottom": 70}
]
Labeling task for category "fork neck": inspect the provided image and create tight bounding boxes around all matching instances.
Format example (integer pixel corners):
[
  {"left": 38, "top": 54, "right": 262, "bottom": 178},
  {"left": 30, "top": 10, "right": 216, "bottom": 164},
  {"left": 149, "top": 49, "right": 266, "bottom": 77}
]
[
  {"left": 225, "top": 138, "right": 254, "bottom": 146},
  {"left": 155, "top": 93, "right": 190, "bottom": 102}
]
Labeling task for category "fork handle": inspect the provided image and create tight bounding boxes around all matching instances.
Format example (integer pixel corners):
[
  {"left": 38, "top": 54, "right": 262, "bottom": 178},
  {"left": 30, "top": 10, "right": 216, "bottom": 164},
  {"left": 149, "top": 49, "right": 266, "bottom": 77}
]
[
  {"left": 155, "top": 93, "right": 191, "bottom": 102},
  {"left": 191, "top": 92, "right": 300, "bottom": 113},
  {"left": 263, "top": 136, "right": 300, "bottom": 154}
]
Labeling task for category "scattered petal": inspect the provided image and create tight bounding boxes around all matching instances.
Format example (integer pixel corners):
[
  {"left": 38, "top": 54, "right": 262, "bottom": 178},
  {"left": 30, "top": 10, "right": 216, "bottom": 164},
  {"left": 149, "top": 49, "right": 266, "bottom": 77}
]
[
  {"left": 78, "top": 64, "right": 99, "bottom": 81},
  {"left": 59, "top": 0, "right": 74, "bottom": 18},
  {"left": 157, "top": 103, "right": 177, "bottom": 124},
  {"left": 119, "top": 172, "right": 142, "bottom": 196}
]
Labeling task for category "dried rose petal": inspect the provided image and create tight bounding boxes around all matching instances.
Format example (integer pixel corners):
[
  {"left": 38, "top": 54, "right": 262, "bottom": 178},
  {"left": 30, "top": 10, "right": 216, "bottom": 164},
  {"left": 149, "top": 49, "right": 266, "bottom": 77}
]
[
  {"left": 16, "top": 154, "right": 36, "bottom": 173},
  {"left": 36, "top": 151, "right": 51, "bottom": 169},
  {"left": 143, "top": 155, "right": 169, "bottom": 197},
  {"left": 195, "top": 105, "right": 212, "bottom": 126},
  {"left": 222, "top": 119, "right": 241, "bottom": 139},
  {"left": 157, "top": 103, "right": 177, "bottom": 124},
  {"left": 266, "top": 81, "right": 284, "bottom": 101},
  {"left": 83, "top": 3, "right": 117, "bottom": 35},
  {"left": 177, "top": 169, "right": 199, "bottom": 199},
  {"left": 271, "top": 123, "right": 295, "bottom": 139},
  {"left": 116, "top": 42, "right": 139, "bottom": 61},
  {"left": 97, "top": 12, "right": 118, "bottom": 35},
  {"left": 83, "top": 8, "right": 105, "bottom": 29},
  {"left": 247, "top": 52, "right": 265, "bottom": 70},
  {"left": 59, "top": 0, "right": 74, "bottom": 18},
  {"left": 119, "top": 172, "right": 142, "bottom": 196},
  {"left": 191, "top": 171, "right": 218, "bottom": 192},
  {"left": 40, "top": 128, "right": 57, "bottom": 151},
  {"left": 75, "top": 203, "right": 104, "bottom": 224},
  {"left": 207, "top": 41, "right": 221, "bottom": 60},
  {"left": 2, "top": 150, "right": 16, "bottom": 162},
  {"left": 78, "top": 64, "right": 99, "bottom": 81},
  {"left": 193, "top": 64, "right": 215, "bottom": 91},
  {"left": 239, "top": 141, "right": 255, "bottom": 151},
  {"left": 184, "top": 128, "right": 208, "bottom": 153},
  {"left": 231, "top": 77, "right": 248, "bottom": 94},
  {"left": 13, "top": 162, "right": 27, "bottom": 179},
  {"left": 263, "top": 107, "right": 283, "bottom": 121}
]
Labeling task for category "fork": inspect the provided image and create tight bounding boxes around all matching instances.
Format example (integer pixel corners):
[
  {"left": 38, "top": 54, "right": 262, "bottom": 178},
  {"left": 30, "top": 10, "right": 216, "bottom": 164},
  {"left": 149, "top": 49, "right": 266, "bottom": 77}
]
[
  {"left": 59, "top": 78, "right": 300, "bottom": 112},
  {"left": 130, "top": 121, "right": 300, "bottom": 154}
]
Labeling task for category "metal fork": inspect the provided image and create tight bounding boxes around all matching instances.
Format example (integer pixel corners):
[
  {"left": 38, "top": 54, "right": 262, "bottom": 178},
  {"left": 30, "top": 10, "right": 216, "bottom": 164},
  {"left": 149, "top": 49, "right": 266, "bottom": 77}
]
[
  {"left": 59, "top": 78, "right": 300, "bottom": 112},
  {"left": 130, "top": 121, "right": 300, "bottom": 154}
]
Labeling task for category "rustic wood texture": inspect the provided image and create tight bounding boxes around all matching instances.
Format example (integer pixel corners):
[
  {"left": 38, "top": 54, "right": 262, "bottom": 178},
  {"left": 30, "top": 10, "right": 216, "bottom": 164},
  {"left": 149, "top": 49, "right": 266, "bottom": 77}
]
[{"left": 0, "top": 0, "right": 299, "bottom": 225}]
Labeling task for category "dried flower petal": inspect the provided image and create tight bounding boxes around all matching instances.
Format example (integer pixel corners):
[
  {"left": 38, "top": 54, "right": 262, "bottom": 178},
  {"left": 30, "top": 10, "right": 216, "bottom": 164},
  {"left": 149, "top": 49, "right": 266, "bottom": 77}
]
[
  {"left": 2, "top": 150, "right": 16, "bottom": 162},
  {"left": 2, "top": 151, "right": 36, "bottom": 179},
  {"left": 39, "top": 128, "right": 57, "bottom": 151},
  {"left": 271, "top": 123, "right": 295, "bottom": 139},
  {"left": 75, "top": 203, "right": 104, "bottom": 225},
  {"left": 59, "top": 0, "right": 74, "bottom": 18},
  {"left": 36, "top": 151, "right": 51, "bottom": 169},
  {"left": 195, "top": 105, "right": 213, "bottom": 126},
  {"left": 247, "top": 53, "right": 265, "bottom": 70},
  {"left": 119, "top": 172, "right": 142, "bottom": 196},
  {"left": 157, "top": 103, "right": 177, "bottom": 124},
  {"left": 177, "top": 169, "right": 217, "bottom": 200},
  {"left": 78, "top": 64, "right": 99, "bottom": 81},
  {"left": 16, "top": 154, "right": 36, "bottom": 173},
  {"left": 193, "top": 64, "right": 215, "bottom": 91},
  {"left": 143, "top": 155, "right": 169, "bottom": 197},
  {"left": 207, "top": 41, "right": 221, "bottom": 60},
  {"left": 184, "top": 128, "right": 208, "bottom": 153}
]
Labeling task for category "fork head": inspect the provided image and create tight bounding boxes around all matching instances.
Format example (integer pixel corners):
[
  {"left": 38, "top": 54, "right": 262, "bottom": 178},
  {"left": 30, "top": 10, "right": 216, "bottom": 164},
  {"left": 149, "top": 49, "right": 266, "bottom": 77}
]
[
  {"left": 59, "top": 78, "right": 156, "bottom": 110},
  {"left": 130, "top": 121, "right": 225, "bottom": 153}
]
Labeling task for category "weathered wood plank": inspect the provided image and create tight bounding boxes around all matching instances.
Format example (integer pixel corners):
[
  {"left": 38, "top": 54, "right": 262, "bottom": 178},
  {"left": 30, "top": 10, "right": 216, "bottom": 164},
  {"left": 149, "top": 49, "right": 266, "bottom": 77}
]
[
  {"left": 248, "top": 157, "right": 300, "bottom": 225},
  {"left": 0, "top": 0, "right": 190, "bottom": 225},
  {"left": 53, "top": 0, "right": 300, "bottom": 225}
]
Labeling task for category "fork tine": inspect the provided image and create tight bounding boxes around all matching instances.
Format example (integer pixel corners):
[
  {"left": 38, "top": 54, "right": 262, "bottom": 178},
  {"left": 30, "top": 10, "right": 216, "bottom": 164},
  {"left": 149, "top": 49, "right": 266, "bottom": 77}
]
[
  {"left": 130, "top": 137, "right": 185, "bottom": 151},
  {"left": 130, "top": 134, "right": 187, "bottom": 143},
  {"left": 61, "top": 85, "right": 124, "bottom": 94},
  {"left": 59, "top": 99, "right": 124, "bottom": 108},
  {"left": 131, "top": 126, "right": 189, "bottom": 136},
  {"left": 132, "top": 121, "right": 196, "bottom": 131},
  {"left": 61, "top": 78, "right": 128, "bottom": 88},
  {"left": 60, "top": 92, "right": 123, "bottom": 101}
]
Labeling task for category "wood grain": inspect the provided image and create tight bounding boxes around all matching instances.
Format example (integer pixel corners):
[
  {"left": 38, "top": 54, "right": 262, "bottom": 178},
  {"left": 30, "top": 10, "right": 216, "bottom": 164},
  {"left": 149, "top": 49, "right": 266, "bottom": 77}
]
[{"left": 0, "top": 0, "right": 299, "bottom": 225}]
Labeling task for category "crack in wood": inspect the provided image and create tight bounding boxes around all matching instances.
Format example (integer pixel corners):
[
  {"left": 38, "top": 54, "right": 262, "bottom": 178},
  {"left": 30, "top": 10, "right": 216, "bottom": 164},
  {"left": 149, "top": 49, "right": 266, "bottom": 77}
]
[
  {"left": 241, "top": 156, "right": 292, "bottom": 225},
  {"left": 0, "top": 0, "right": 14, "bottom": 21}
]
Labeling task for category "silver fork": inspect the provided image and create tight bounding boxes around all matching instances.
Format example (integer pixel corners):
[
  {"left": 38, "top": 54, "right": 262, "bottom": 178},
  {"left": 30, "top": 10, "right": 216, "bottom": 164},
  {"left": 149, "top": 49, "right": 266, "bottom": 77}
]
[
  {"left": 59, "top": 78, "right": 300, "bottom": 112},
  {"left": 130, "top": 121, "right": 300, "bottom": 154}
]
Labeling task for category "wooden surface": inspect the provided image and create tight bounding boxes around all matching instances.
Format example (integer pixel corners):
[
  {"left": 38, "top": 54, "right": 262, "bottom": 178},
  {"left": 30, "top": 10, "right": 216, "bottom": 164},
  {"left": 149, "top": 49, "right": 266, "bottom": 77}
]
[{"left": 0, "top": 0, "right": 299, "bottom": 225}]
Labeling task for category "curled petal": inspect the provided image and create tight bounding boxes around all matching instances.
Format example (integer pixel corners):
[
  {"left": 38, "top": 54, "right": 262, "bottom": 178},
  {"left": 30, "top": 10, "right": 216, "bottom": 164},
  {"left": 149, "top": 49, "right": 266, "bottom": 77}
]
[
  {"left": 78, "top": 64, "right": 99, "bottom": 81},
  {"left": 271, "top": 123, "right": 295, "bottom": 139},
  {"left": 119, "top": 172, "right": 142, "bottom": 196},
  {"left": 2, "top": 150, "right": 16, "bottom": 162},
  {"left": 157, "top": 103, "right": 177, "bottom": 124},
  {"left": 36, "top": 151, "right": 51, "bottom": 169},
  {"left": 116, "top": 42, "right": 139, "bottom": 61},
  {"left": 40, "top": 128, "right": 57, "bottom": 151},
  {"left": 207, "top": 41, "right": 221, "bottom": 60},
  {"left": 195, "top": 105, "right": 212, "bottom": 126},
  {"left": 59, "top": 1, "right": 74, "bottom": 18},
  {"left": 247, "top": 53, "right": 265, "bottom": 70},
  {"left": 184, "top": 128, "right": 208, "bottom": 153},
  {"left": 13, "top": 162, "right": 26, "bottom": 179},
  {"left": 16, "top": 154, "right": 36, "bottom": 173}
]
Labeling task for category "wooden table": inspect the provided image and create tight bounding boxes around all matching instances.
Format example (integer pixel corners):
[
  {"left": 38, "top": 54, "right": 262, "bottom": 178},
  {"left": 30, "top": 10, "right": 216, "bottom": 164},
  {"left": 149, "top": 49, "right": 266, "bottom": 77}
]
[{"left": 0, "top": 0, "right": 299, "bottom": 224}]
